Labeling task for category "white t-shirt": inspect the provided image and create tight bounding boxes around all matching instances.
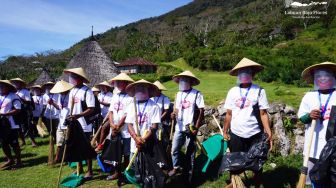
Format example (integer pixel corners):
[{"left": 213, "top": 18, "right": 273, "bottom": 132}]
[
  {"left": 0, "top": 92, "right": 21, "bottom": 129},
  {"left": 98, "top": 91, "right": 113, "bottom": 117},
  {"left": 43, "top": 93, "right": 60, "bottom": 119},
  {"left": 125, "top": 99, "right": 161, "bottom": 153},
  {"left": 57, "top": 93, "right": 70, "bottom": 130},
  {"left": 175, "top": 89, "right": 205, "bottom": 132},
  {"left": 151, "top": 94, "right": 171, "bottom": 115},
  {"left": 298, "top": 90, "right": 336, "bottom": 159},
  {"left": 32, "top": 95, "right": 43, "bottom": 117},
  {"left": 68, "top": 85, "right": 95, "bottom": 132},
  {"left": 16, "top": 89, "right": 31, "bottom": 102},
  {"left": 224, "top": 84, "right": 269, "bottom": 138},
  {"left": 108, "top": 92, "right": 133, "bottom": 138}
]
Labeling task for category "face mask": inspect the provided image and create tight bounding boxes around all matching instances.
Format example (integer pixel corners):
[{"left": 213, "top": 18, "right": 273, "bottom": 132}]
[
  {"left": 45, "top": 89, "right": 50, "bottom": 95},
  {"left": 69, "top": 74, "right": 80, "bottom": 86},
  {"left": 237, "top": 69, "right": 253, "bottom": 84},
  {"left": 135, "top": 85, "right": 149, "bottom": 101},
  {"left": 179, "top": 77, "right": 191, "bottom": 91},
  {"left": 314, "top": 69, "right": 335, "bottom": 90},
  {"left": 115, "top": 81, "right": 127, "bottom": 91},
  {"left": 33, "top": 91, "right": 38, "bottom": 96}
]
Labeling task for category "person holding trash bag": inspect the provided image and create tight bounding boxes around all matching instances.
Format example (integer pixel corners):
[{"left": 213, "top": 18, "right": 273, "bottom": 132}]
[
  {"left": 64, "top": 67, "right": 96, "bottom": 179},
  {"left": 49, "top": 80, "right": 74, "bottom": 163},
  {"left": 297, "top": 62, "right": 336, "bottom": 187},
  {"left": 125, "top": 79, "right": 167, "bottom": 188},
  {"left": 0, "top": 80, "right": 23, "bottom": 170},
  {"left": 222, "top": 58, "right": 272, "bottom": 188},
  {"left": 100, "top": 73, "right": 134, "bottom": 184},
  {"left": 168, "top": 70, "right": 205, "bottom": 185}
]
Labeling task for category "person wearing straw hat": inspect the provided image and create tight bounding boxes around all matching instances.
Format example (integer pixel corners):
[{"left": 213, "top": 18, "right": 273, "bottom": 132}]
[
  {"left": 49, "top": 80, "right": 74, "bottom": 163},
  {"left": 42, "top": 81, "right": 60, "bottom": 142},
  {"left": 151, "top": 81, "right": 171, "bottom": 148},
  {"left": 298, "top": 62, "right": 336, "bottom": 186},
  {"left": 0, "top": 80, "right": 23, "bottom": 170},
  {"left": 168, "top": 70, "right": 205, "bottom": 183},
  {"left": 96, "top": 81, "right": 113, "bottom": 121},
  {"left": 91, "top": 86, "right": 100, "bottom": 97},
  {"left": 64, "top": 67, "right": 95, "bottom": 179},
  {"left": 10, "top": 77, "right": 32, "bottom": 146},
  {"left": 223, "top": 58, "right": 272, "bottom": 188},
  {"left": 125, "top": 79, "right": 167, "bottom": 187},
  {"left": 98, "top": 73, "right": 134, "bottom": 183}
]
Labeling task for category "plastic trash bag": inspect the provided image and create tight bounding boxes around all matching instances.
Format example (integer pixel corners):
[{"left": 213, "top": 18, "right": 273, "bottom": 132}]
[
  {"left": 310, "top": 137, "right": 336, "bottom": 187},
  {"left": 218, "top": 133, "right": 270, "bottom": 174}
]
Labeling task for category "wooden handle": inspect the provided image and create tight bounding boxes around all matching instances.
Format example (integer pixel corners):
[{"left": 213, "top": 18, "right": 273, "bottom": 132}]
[
  {"left": 212, "top": 115, "right": 224, "bottom": 136},
  {"left": 91, "top": 114, "right": 109, "bottom": 146},
  {"left": 303, "top": 119, "right": 317, "bottom": 167},
  {"left": 125, "top": 129, "right": 148, "bottom": 171},
  {"left": 133, "top": 97, "right": 140, "bottom": 136}
]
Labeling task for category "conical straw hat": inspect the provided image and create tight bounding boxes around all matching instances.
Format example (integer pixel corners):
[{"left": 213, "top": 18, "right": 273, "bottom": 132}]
[
  {"left": 229, "top": 58, "right": 264, "bottom": 76},
  {"left": 0, "top": 80, "right": 16, "bottom": 92},
  {"left": 153, "top": 81, "right": 167, "bottom": 91},
  {"left": 126, "top": 79, "right": 159, "bottom": 97},
  {"left": 172, "top": 70, "right": 200, "bottom": 86},
  {"left": 109, "top": 73, "right": 134, "bottom": 83},
  {"left": 30, "top": 85, "right": 42, "bottom": 90},
  {"left": 10, "top": 78, "right": 27, "bottom": 86},
  {"left": 302, "top": 62, "right": 336, "bottom": 83},
  {"left": 42, "top": 81, "right": 55, "bottom": 89},
  {"left": 63, "top": 67, "right": 90, "bottom": 83},
  {"left": 95, "top": 81, "right": 112, "bottom": 89},
  {"left": 50, "top": 80, "right": 74, "bottom": 94},
  {"left": 92, "top": 86, "right": 100, "bottom": 92}
]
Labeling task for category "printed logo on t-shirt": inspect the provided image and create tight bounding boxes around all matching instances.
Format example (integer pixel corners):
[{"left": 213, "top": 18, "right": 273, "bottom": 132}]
[
  {"left": 234, "top": 98, "right": 252, "bottom": 109},
  {"left": 74, "top": 97, "right": 80, "bottom": 103},
  {"left": 322, "top": 105, "right": 331, "bottom": 120},
  {"left": 113, "top": 102, "right": 124, "bottom": 111},
  {"left": 182, "top": 100, "right": 191, "bottom": 109},
  {"left": 138, "top": 112, "right": 149, "bottom": 125}
]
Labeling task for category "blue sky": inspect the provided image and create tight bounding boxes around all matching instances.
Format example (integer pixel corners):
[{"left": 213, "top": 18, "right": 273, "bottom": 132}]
[{"left": 0, "top": 0, "right": 192, "bottom": 60}]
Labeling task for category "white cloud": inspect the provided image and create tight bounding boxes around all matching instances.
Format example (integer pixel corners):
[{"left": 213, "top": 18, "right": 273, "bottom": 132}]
[{"left": 0, "top": 0, "right": 123, "bottom": 37}]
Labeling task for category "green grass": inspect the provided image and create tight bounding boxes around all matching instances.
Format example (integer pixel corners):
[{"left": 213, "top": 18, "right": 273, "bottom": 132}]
[
  {"left": 0, "top": 137, "right": 305, "bottom": 188},
  {"left": 160, "top": 58, "right": 310, "bottom": 109}
]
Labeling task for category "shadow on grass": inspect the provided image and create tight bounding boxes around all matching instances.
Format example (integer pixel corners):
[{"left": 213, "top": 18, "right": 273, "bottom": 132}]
[
  {"left": 262, "top": 166, "right": 300, "bottom": 188},
  {"left": 23, "top": 156, "right": 48, "bottom": 167}
]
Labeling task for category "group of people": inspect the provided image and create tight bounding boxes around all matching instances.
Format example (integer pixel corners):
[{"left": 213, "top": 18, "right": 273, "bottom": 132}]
[{"left": 0, "top": 57, "right": 336, "bottom": 187}]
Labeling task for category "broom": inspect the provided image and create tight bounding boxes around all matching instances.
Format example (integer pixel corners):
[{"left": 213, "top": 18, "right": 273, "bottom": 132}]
[
  {"left": 90, "top": 114, "right": 109, "bottom": 147},
  {"left": 212, "top": 115, "right": 245, "bottom": 188},
  {"left": 297, "top": 119, "right": 317, "bottom": 188},
  {"left": 48, "top": 103, "right": 55, "bottom": 166},
  {"left": 56, "top": 98, "right": 75, "bottom": 188},
  {"left": 36, "top": 117, "right": 48, "bottom": 137}
]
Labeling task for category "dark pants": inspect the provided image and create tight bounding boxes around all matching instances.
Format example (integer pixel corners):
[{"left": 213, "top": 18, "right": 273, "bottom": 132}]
[{"left": 42, "top": 117, "right": 59, "bottom": 141}]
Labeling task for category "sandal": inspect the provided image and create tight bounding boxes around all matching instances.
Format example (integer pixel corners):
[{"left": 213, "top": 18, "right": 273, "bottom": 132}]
[{"left": 0, "top": 160, "right": 15, "bottom": 170}]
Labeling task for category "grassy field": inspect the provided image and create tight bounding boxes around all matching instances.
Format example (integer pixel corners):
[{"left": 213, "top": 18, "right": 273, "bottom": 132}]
[
  {"left": 0, "top": 137, "right": 304, "bottom": 188},
  {"left": 160, "top": 58, "right": 311, "bottom": 109}
]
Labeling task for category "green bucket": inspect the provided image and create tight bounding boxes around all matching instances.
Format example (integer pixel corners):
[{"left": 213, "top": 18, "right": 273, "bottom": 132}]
[
  {"left": 60, "top": 174, "right": 84, "bottom": 188},
  {"left": 201, "top": 134, "right": 228, "bottom": 173},
  {"left": 124, "top": 169, "right": 142, "bottom": 188},
  {"left": 68, "top": 161, "right": 86, "bottom": 169}
]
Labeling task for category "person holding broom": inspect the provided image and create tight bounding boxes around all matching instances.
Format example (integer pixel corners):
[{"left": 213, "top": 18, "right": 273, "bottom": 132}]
[
  {"left": 49, "top": 80, "right": 74, "bottom": 163},
  {"left": 0, "top": 80, "right": 23, "bottom": 170},
  {"left": 30, "top": 85, "right": 45, "bottom": 145},
  {"left": 64, "top": 67, "right": 96, "bottom": 179},
  {"left": 42, "top": 81, "right": 60, "bottom": 143},
  {"left": 168, "top": 70, "right": 205, "bottom": 185},
  {"left": 222, "top": 58, "right": 272, "bottom": 188},
  {"left": 125, "top": 79, "right": 167, "bottom": 187},
  {"left": 99, "top": 73, "right": 134, "bottom": 183},
  {"left": 297, "top": 62, "right": 336, "bottom": 186}
]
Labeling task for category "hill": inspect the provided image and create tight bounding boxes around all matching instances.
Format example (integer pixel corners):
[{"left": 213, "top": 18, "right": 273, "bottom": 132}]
[{"left": 1, "top": 0, "right": 335, "bottom": 86}]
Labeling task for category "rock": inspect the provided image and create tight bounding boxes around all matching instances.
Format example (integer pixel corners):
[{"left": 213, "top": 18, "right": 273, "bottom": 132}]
[
  {"left": 293, "top": 135, "right": 305, "bottom": 155},
  {"left": 293, "top": 128, "right": 304, "bottom": 136},
  {"left": 272, "top": 112, "right": 291, "bottom": 156},
  {"left": 204, "top": 106, "right": 216, "bottom": 117},
  {"left": 217, "top": 101, "right": 227, "bottom": 116},
  {"left": 284, "top": 105, "right": 296, "bottom": 115},
  {"left": 270, "top": 163, "right": 277, "bottom": 169},
  {"left": 268, "top": 102, "right": 286, "bottom": 114}
]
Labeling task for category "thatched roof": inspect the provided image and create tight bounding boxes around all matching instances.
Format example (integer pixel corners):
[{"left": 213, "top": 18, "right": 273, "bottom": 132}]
[
  {"left": 32, "top": 68, "right": 54, "bottom": 86},
  {"left": 59, "top": 40, "right": 119, "bottom": 86},
  {"left": 117, "top": 58, "right": 157, "bottom": 67}
]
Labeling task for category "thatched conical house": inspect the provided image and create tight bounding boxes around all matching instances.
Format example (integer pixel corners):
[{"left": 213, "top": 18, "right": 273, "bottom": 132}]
[
  {"left": 59, "top": 36, "right": 119, "bottom": 86},
  {"left": 32, "top": 68, "right": 54, "bottom": 86}
]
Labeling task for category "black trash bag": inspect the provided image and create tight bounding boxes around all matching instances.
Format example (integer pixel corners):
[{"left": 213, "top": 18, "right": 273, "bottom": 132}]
[
  {"left": 0, "top": 116, "right": 11, "bottom": 143},
  {"left": 134, "top": 138, "right": 167, "bottom": 188},
  {"left": 310, "top": 137, "right": 336, "bottom": 187},
  {"left": 64, "top": 119, "right": 97, "bottom": 162},
  {"left": 101, "top": 135, "right": 122, "bottom": 170},
  {"left": 218, "top": 133, "right": 270, "bottom": 174}
]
